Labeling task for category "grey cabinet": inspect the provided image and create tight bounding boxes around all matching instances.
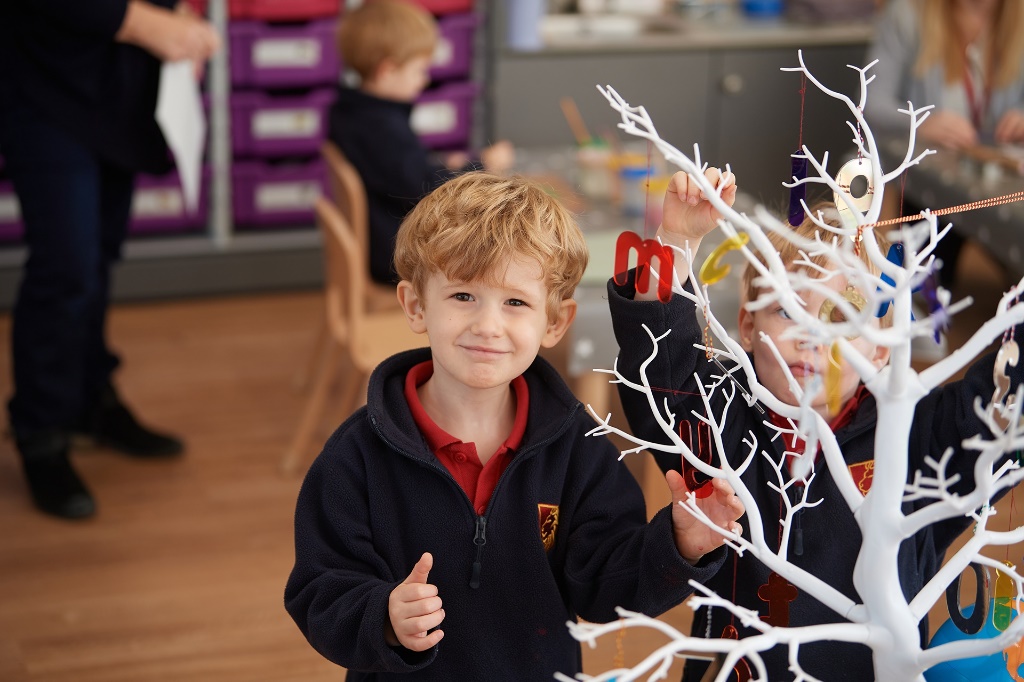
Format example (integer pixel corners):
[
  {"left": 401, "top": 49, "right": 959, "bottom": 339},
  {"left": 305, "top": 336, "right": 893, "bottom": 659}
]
[
  {"left": 710, "top": 45, "right": 868, "bottom": 207},
  {"left": 492, "top": 41, "right": 869, "bottom": 210}
]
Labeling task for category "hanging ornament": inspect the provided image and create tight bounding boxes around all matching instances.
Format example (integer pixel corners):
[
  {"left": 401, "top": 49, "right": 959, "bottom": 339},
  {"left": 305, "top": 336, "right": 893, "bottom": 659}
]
[
  {"left": 994, "top": 561, "right": 1018, "bottom": 632},
  {"left": 833, "top": 157, "right": 874, "bottom": 231},
  {"left": 679, "top": 420, "right": 714, "bottom": 499},
  {"left": 919, "top": 273, "right": 950, "bottom": 343},
  {"left": 699, "top": 233, "right": 750, "bottom": 286},
  {"left": 758, "top": 572, "right": 798, "bottom": 627},
  {"left": 818, "top": 286, "right": 867, "bottom": 343},
  {"left": 992, "top": 339, "right": 1020, "bottom": 432},
  {"left": 613, "top": 231, "right": 674, "bottom": 303},
  {"left": 826, "top": 342, "right": 843, "bottom": 417},
  {"left": 701, "top": 625, "right": 752, "bottom": 682},
  {"left": 944, "top": 562, "right": 990, "bottom": 635}
]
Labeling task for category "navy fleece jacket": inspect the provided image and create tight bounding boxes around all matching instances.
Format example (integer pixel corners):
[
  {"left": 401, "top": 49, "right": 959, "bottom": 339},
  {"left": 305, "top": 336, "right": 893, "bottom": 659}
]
[
  {"left": 285, "top": 348, "right": 717, "bottom": 680},
  {"left": 608, "top": 273, "right": 1023, "bottom": 681}
]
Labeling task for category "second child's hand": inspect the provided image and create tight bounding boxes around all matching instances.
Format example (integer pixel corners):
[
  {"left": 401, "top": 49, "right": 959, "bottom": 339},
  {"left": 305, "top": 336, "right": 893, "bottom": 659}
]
[
  {"left": 636, "top": 168, "right": 738, "bottom": 301},
  {"left": 667, "top": 470, "right": 744, "bottom": 565}
]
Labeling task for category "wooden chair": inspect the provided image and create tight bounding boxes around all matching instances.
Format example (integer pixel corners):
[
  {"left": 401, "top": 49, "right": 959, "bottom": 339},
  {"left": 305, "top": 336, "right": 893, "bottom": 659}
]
[
  {"left": 295, "top": 141, "right": 400, "bottom": 391},
  {"left": 282, "top": 197, "right": 424, "bottom": 474}
]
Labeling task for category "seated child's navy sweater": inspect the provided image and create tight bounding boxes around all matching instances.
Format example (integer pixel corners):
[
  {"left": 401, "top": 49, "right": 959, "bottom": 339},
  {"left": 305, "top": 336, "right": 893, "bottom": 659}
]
[
  {"left": 327, "top": 86, "right": 480, "bottom": 284},
  {"left": 285, "top": 348, "right": 705, "bottom": 681}
]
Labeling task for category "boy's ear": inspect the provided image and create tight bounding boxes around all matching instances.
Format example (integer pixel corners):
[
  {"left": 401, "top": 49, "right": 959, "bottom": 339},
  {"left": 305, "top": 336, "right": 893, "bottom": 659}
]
[
  {"left": 737, "top": 306, "right": 755, "bottom": 352},
  {"left": 541, "top": 299, "right": 577, "bottom": 349},
  {"left": 870, "top": 341, "right": 890, "bottom": 371},
  {"left": 396, "top": 281, "right": 428, "bottom": 335}
]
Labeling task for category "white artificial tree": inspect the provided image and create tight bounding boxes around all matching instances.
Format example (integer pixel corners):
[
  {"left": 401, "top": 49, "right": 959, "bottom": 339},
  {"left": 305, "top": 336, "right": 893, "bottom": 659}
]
[{"left": 558, "top": 51, "right": 1024, "bottom": 682}]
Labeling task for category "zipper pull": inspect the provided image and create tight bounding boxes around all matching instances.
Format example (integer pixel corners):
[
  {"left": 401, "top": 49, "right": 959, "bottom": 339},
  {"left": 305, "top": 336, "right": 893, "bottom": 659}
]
[{"left": 470, "top": 515, "right": 487, "bottom": 589}]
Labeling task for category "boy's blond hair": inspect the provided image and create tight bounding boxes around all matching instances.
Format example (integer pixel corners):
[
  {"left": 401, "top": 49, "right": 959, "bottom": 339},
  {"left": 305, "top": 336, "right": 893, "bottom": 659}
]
[
  {"left": 740, "top": 205, "right": 894, "bottom": 327},
  {"left": 338, "top": 0, "right": 438, "bottom": 81},
  {"left": 394, "top": 172, "right": 589, "bottom": 322}
]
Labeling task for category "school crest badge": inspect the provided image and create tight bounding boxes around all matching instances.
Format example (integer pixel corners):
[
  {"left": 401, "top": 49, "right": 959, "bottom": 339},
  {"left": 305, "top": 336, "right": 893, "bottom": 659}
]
[
  {"left": 538, "top": 503, "right": 559, "bottom": 551},
  {"left": 848, "top": 460, "right": 874, "bottom": 494}
]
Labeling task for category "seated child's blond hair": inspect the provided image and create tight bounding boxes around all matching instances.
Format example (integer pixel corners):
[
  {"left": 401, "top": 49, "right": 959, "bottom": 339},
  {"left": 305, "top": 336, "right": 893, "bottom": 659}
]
[
  {"left": 339, "top": 0, "right": 438, "bottom": 81},
  {"left": 394, "top": 172, "right": 589, "bottom": 322}
]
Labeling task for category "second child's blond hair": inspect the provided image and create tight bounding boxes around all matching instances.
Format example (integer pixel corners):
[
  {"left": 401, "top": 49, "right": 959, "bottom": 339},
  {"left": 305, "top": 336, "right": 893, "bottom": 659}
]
[
  {"left": 394, "top": 173, "right": 589, "bottom": 322},
  {"left": 338, "top": 0, "right": 438, "bottom": 80},
  {"left": 740, "top": 206, "right": 894, "bottom": 328}
]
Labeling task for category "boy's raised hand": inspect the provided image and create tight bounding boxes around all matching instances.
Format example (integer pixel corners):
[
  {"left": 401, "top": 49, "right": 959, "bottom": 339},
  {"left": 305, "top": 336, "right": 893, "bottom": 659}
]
[
  {"left": 660, "top": 167, "right": 737, "bottom": 244},
  {"left": 666, "top": 470, "right": 744, "bottom": 565},
  {"left": 386, "top": 552, "right": 445, "bottom": 651}
]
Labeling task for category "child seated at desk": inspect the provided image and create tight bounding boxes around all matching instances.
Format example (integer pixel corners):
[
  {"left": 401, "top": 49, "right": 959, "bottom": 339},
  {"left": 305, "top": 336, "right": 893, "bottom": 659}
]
[
  {"left": 284, "top": 171, "right": 744, "bottom": 681},
  {"left": 606, "top": 168, "right": 1024, "bottom": 681},
  {"left": 329, "top": 0, "right": 514, "bottom": 284}
]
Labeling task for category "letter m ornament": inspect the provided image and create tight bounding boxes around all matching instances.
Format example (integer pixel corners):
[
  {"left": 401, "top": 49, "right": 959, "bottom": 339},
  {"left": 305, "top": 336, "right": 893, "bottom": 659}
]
[{"left": 613, "top": 231, "right": 674, "bottom": 303}]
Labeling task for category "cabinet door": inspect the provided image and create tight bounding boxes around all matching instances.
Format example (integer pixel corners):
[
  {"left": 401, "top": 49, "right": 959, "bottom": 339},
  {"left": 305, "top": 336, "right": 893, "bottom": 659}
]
[
  {"left": 711, "top": 45, "right": 868, "bottom": 209},
  {"left": 493, "top": 52, "right": 712, "bottom": 150}
]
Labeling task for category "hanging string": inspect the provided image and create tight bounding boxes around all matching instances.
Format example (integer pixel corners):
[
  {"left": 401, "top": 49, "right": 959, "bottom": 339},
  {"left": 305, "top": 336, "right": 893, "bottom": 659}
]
[
  {"left": 644, "top": 140, "right": 653, "bottom": 240},
  {"left": 862, "top": 189, "right": 1024, "bottom": 228}
]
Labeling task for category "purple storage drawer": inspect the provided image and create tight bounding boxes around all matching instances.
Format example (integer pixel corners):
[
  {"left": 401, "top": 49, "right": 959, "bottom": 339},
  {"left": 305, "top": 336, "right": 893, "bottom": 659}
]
[
  {"left": 232, "top": 159, "right": 326, "bottom": 226},
  {"left": 0, "top": 179, "right": 24, "bottom": 243},
  {"left": 231, "top": 89, "right": 334, "bottom": 157},
  {"left": 130, "top": 168, "right": 211, "bottom": 235},
  {"left": 411, "top": 80, "right": 478, "bottom": 149},
  {"left": 230, "top": 20, "right": 339, "bottom": 88},
  {"left": 430, "top": 13, "right": 478, "bottom": 82}
]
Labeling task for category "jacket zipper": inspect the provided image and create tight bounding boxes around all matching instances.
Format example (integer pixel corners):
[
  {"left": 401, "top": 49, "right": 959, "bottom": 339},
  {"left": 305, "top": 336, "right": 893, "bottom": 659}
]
[
  {"left": 469, "top": 515, "right": 487, "bottom": 589},
  {"left": 370, "top": 403, "right": 580, "bottom": 590}
]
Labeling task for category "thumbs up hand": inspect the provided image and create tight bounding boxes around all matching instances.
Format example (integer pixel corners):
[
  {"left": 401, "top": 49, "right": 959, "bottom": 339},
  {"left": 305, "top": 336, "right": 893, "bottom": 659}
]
[{"left": 386, "top": 552, "right": 445, "bottom": 651}]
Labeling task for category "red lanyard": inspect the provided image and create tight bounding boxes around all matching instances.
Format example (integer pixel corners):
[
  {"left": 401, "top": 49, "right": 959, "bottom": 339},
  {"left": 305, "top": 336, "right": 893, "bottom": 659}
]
[{"left": 963, "top": 61, "right": 989, "bottom": 130}]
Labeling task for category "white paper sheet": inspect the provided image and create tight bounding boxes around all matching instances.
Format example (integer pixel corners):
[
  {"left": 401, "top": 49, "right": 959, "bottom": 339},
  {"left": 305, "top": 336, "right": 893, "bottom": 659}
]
[{"left": 156, "top": 60, "right": 206, "bottom": 214}]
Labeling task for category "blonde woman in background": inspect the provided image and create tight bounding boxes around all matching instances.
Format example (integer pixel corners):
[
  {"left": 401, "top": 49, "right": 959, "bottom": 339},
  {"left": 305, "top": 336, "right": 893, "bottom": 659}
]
[{"left": 864, "top": 0, "right": 1024, "bottom": 286}]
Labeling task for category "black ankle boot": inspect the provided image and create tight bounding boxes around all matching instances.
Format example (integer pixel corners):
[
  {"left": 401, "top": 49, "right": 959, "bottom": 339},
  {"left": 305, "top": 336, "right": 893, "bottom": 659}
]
[
  {"left": 17, "top": 431, "right": 96, "bottom": 519},
  {"left": 76, "top": 384, "right": 184, "bottom": 458}
]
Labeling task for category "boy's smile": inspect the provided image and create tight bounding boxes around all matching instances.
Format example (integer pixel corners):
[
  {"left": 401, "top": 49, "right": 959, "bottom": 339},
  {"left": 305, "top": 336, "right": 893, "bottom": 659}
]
[
  {"left": 398, "top": 256, "right": 575, "bottom": 398},
  {"left": 738, "top": 276, "right": 889, "bottom": 419}
]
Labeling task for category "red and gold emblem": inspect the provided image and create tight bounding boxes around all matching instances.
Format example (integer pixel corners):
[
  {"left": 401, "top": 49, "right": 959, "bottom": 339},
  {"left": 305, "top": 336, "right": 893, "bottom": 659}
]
[
  {"left": 848, "top": 460, "right": 874, "bottom": 495},
  {"left": 538, "top": 504, "right": 559, "bottom": 551}
]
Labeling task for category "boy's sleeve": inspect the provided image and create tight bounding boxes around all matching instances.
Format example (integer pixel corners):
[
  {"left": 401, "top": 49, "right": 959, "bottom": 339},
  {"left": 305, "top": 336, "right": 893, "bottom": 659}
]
[
  {"left": 608, "top": 272, "right": 708, "bottom": 475},
  {"left": 284, "top": 436, "right": 436, "bottom": 673},
  {"left": 560, "top": 429, "right": 726, "bottom": 623}
]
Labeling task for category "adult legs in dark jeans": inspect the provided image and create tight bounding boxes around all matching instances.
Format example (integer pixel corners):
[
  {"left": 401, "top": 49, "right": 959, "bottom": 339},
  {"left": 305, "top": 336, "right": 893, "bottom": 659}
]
[{"left": 1, "top": 102, "right": 182, "bottom": 519}]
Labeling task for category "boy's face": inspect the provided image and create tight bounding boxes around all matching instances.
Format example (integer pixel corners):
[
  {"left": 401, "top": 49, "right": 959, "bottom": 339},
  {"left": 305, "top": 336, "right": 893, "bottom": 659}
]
[
  {"left": 374, "top": 54, "right": 432, "bottom": 103},
  {"left": 397, "top": 257, "right": 576, "bottom": 393},
  {"left": 738, "top": 275, "right": 889, "bottom": 419}
]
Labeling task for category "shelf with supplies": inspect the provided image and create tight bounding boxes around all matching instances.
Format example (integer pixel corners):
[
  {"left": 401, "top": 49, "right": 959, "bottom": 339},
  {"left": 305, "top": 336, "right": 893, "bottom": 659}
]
[{"left": 0, "top": 0, "right": 487, "bottom": 309}]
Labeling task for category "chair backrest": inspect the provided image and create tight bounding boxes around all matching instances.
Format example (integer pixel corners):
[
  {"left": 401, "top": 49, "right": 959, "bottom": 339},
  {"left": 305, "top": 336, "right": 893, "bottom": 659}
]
[
  {"left": 316, "top": 195, "right": 363, "bottom": 346},
  {"left": 321, "top": 141, "right": 370, "bottom": 258},
  {"left": 316, "top": 195, "right": 423, "bottom": 372}
]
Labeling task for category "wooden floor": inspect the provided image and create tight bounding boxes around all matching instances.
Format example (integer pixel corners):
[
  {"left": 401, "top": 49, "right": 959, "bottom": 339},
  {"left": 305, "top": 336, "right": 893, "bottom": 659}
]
[{"left": 0, "top": 241, "right": 1018, "bottom": 681}]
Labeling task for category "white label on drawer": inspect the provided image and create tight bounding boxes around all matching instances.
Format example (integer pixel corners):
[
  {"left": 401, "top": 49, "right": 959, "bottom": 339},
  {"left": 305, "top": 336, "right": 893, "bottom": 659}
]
[
  {"left": 252, "top": 109, "right": 320, "bottom": 139},
  {"left": 255, "top": 181, "right": 321, "bottom": 212},
  {"left": 0, "top": 194, "right": 21, "bottom": 222},
  {"left": 253, "top": 38, "right": 321, "bottom": 68},
  {"left": 411, "top": 101, "right": 456, "bottom": 135},
  {"left": 132, "top": 188, "right": 184, "bottom": 218},
  {"left": 433, "top": 38, "right": 453, "bottom": 68}
]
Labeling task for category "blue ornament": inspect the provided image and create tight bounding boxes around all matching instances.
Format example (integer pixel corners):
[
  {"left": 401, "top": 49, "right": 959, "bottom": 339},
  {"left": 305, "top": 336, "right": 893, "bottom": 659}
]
[{"left": 924, "top": 600, "right": 1023, "bottom": 682}]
